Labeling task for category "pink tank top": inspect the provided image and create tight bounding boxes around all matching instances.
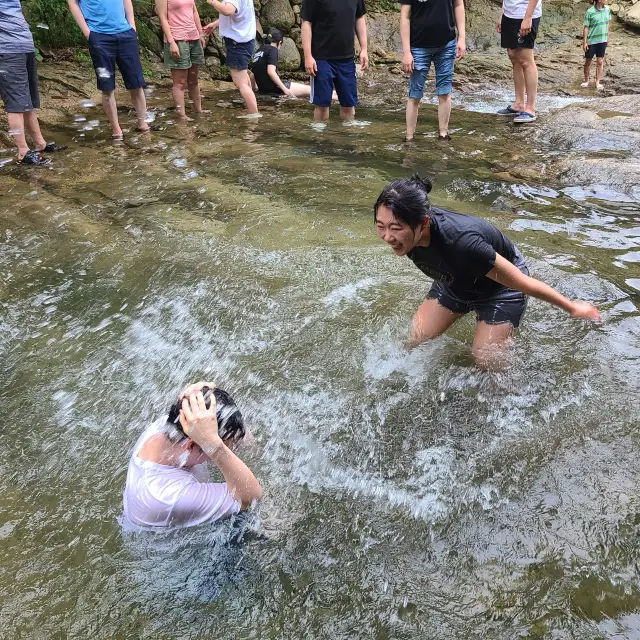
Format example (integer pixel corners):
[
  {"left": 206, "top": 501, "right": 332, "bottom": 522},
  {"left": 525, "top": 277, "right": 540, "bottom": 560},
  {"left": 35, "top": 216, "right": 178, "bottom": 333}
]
[{"left": 167, "top": 0, "right": 200, "bottom": 42}]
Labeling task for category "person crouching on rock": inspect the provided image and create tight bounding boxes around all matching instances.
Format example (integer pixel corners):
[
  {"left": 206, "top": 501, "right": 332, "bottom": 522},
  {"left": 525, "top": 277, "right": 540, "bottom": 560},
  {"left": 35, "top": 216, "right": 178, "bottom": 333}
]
[
  {"left": 251, "top": 28, "right": 311, "bottom": 99},
  {"left": 123, "top": 382, "right": 262, "bottom": 529},
  {"left": 374, "top": 175, "right": 601, "bottom": 370},
  {"left": 155, "top": 0, "right": 207, "bottom": 120}
]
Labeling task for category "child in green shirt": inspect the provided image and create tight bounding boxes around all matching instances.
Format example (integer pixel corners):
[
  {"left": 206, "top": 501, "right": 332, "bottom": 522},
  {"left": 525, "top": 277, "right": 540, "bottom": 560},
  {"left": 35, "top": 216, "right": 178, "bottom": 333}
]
[{"left": 581, "top": 0, "right": 610, "bottom": 89}]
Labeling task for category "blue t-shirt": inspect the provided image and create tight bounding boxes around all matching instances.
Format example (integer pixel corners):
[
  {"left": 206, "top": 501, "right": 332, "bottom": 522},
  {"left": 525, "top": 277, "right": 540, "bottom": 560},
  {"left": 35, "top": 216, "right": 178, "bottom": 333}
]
[
  {"left": 0, "top": 0, "right": 35, "bottom": 54},
  {"left": 79, "top": 0, "right": 131, "bottom": 34}
]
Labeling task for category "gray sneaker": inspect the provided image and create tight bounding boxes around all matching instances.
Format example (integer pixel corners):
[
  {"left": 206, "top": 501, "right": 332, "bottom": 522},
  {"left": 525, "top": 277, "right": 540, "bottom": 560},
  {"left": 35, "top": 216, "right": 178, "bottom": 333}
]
[
  {"left": 496, "top": 106, "right": 521, "bottom": 116},
  {"left": 514, "top": 112, "right": 537, "bottom": 124}
]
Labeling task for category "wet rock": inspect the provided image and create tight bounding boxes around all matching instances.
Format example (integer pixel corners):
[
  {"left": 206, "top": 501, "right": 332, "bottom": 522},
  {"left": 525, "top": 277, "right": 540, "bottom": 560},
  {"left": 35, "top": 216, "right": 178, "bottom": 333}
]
[
  {"left": 261, "top": 0, "right": 296, "bottom": 31},
  {"left": 279, "top": 37, "right": 301, "bottom": 71}
]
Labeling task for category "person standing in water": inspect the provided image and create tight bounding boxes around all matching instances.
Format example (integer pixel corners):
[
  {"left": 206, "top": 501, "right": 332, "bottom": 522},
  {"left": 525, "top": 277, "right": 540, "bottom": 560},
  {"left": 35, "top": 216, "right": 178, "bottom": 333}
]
[
  {"left": 301, "top": 0, "right": 368, "bottom": 123},
  {"left": 581, "top": 0, "right": 611, "bottom": 90},
  {"left": 374, "top": 176, "right": 600, "bottom": 369},
  {"left": 400, "top": 0, "right": 466, "bottom": 142},
  {"left": 155, "top": 0, "right": 206, "bottom": 120},
  {"left": 123, "top": 382, "right": 262, "bottom": 529},
  {"left": 496, "top": 0, "right": 541, "bottom": 124},
  {"left": 68, "top": 0, "right": 150, "bottom": 139},
  {"left": 206, "top": 0, "right": 259, "bottom": 117}
]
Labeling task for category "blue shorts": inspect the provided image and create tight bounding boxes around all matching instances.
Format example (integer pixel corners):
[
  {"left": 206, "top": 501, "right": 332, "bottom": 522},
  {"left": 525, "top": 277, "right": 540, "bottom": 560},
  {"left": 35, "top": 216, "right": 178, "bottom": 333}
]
[
  {"left": 224, "top": 38, "right": 254, "bottom": 70},
  {"left": 310, "top": 58, "right": 357, "bottom": 108},
  {"left": 409, "top": 39, "right": 457, "bottom": 99},
  {"left": 88, "top": 28, "right": 145, "bottom": 92}
]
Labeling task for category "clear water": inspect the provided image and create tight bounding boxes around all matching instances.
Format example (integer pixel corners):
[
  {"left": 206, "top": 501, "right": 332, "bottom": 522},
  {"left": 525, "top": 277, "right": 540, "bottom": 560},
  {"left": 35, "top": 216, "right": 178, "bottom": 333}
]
[{"left": 1, "top": 90, "right": 640, "bottom": 639}]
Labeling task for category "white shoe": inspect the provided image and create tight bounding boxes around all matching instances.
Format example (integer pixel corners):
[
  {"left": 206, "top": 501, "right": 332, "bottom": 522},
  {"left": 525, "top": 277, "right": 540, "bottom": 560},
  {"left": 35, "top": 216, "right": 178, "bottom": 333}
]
[
  {"left": 580, "top": 81, "right": 590, "bottom": 88},
  {"left": 596, "top": 83, "right": 604, "bottom": 90}
]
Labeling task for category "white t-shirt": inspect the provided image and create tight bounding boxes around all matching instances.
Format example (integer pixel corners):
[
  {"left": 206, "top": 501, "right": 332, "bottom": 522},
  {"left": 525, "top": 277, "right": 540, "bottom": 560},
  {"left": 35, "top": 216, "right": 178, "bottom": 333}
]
[
  {"left": 122, "top": 421, "right": 241, "bottom": 529},
  {"left": 219, "top": 0, "right": 256, "bottom": 43},
  {"left": 503, "top": 0, "right": 542, "bottom": 20}
]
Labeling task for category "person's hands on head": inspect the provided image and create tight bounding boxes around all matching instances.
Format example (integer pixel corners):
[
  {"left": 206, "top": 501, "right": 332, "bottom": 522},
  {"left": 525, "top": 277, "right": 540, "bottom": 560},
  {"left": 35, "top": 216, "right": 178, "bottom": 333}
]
[
  {"left": 305, "top": 55, "right": 317, "bottom": 77},
  {"left": 570, "top": 301, "right": 601, "bottom": 321},
  {"left": 179, "top": 392, "right": 222, "bottom": 450},
  {"left": 402, "top": 51, "right": 414, "bottom": 74},
  {"left": 179, "top": 380, "right": 217, "bottom": 401},
  {"left": 360, "top": 50, "right": 369, "bottom": 71},
  {"left": 170, "top": 42, "right": 181, "bottom": 59}
]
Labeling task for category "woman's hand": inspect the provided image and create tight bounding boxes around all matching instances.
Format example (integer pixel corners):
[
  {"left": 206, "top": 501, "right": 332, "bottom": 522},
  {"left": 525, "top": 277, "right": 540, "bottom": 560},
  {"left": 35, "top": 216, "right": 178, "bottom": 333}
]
[
  {"left": 179, "top": 392, "right": 222, "bottom": 449},
  {"left": 570, "top": 301, "right": 601, "bottom": 321},
  {"left": 519, "top": 15, "right": 533, "bottom": 36},
  {"left": 203, "top": 22, "right": 216, "bottom": 36},
  {"left": 170, "top": 41, "right": 181, "bottom": 59}
]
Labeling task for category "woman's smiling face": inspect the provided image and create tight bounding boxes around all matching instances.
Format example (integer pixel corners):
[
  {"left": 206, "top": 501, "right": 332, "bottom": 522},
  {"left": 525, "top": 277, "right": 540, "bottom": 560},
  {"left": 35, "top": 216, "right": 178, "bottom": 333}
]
[{"left": 375, "top": 204, "right": 422, "bottom": 256}]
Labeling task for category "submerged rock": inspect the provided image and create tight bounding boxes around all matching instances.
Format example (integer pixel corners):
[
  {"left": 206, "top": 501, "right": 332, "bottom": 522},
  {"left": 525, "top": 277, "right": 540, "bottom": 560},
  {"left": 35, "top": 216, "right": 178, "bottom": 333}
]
[{"left": 278, "top": 37, "right": 301, "bottom": 72}]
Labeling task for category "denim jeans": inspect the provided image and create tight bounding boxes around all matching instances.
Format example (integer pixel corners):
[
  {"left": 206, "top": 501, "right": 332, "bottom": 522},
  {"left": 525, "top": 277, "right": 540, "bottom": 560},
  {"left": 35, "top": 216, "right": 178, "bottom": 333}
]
[{"left": 409, "top": 38, "right": 457, "bottom": 99}]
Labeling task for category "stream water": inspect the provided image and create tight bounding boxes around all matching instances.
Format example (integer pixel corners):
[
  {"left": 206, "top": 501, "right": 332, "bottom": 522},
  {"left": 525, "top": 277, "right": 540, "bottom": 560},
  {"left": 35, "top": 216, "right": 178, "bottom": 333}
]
[{"left": 1, "top": 88, "right": 640, "bottom": 639}]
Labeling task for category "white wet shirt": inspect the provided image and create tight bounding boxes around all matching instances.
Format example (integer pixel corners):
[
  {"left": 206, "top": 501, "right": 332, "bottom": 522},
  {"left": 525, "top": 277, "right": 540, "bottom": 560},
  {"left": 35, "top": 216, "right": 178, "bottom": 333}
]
[
  {"left": 503, "top": 0, "right": 542, "bottom": 20},
  {"left": 123, "top": 419, "right": 241, "bottom": 529},
  {"left": 219, "top": 0, "right": 256, "bottom": 43}
]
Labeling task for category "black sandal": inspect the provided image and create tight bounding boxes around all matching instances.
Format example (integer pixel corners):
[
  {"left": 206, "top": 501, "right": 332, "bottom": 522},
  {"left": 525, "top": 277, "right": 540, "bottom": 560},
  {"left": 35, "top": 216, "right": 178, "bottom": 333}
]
[
  {"left": 39, "top": 141, "right": 68, "bottom": 153},
  {"left": 17, "top": 150, "right": 51, "bottom": 166}
]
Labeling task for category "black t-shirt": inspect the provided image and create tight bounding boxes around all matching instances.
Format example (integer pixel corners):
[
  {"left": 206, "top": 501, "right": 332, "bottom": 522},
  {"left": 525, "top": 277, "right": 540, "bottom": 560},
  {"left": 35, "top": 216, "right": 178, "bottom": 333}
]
[
  {"left": 406, "top": 207, "right": 519, "bottom": 299},
  {"left": 301, "top": 0, "right": 366, "bottom": 60},
  {"left": 400, "top": 0, "right": 456, "bottom": 49},
  {"left": 252, "top": 44, "right": 280, "bottom": 93}
]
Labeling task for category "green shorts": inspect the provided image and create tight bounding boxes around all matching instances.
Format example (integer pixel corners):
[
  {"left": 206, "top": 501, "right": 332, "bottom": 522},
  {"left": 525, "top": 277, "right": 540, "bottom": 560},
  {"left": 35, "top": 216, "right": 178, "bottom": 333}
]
[{"left": 164, "top": 39, "right": 205, "bottom": 70}]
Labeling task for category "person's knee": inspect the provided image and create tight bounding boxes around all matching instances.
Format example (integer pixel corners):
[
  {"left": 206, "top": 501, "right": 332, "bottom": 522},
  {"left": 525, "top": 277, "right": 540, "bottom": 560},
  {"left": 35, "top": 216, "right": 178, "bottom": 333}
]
[
  {"left": 437, "top": 92, "right": 451, "bottom": 102},
  {"left": 471, "top": 342, "right": 506, "bottom": 371},
  {"left": 102, "top": 90, "right": 116, "bottom": 98},
  {"left": 174, "top": 79, "right": 188, "bottom": 91}
]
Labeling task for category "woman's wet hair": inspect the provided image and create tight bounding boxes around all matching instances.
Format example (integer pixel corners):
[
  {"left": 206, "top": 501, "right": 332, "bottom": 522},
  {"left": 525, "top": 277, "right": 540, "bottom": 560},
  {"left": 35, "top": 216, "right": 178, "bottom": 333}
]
[
  {"left": 263, "top": 28, "right": 284, "bottom": 45},
  {"left": 165, "top": 386, "right": 246, "bottom": 443},
  {"left": 373, "top": 174, "right": 433, "bottom": 230}
]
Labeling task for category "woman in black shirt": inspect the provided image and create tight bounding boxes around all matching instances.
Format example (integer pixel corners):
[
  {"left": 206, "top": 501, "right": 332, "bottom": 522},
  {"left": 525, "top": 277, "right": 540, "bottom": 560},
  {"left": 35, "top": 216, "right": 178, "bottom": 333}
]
[{"left": 374, "top": 175, "right": 600, "bottom": 368}]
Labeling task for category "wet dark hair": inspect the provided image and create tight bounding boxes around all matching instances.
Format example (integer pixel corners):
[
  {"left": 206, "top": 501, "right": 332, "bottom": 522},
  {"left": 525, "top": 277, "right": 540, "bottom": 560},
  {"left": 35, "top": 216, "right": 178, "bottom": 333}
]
[
  {"left": 263, "top": 28, "right": 284, "bottom": 45},
  {"left": 166, "top": 386, "right": 246, "bottom": 443},
  {"left": 373, "top": 174, "right": 433, "bottom": 231}
]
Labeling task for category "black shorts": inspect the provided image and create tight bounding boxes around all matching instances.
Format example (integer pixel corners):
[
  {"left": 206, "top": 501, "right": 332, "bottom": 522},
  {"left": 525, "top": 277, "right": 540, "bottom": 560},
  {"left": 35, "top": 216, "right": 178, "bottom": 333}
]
[
  {"left": 585, "top": 42, "right": 607, "bottom": 59},
  {"left": 224, "top": 38, "right": 254, "bottom": 70},
  {"left": 88, "top": 29, "right": 145, "bottom": 92},
  {"left": 501, "top": 15, "right": 541, "bottom": 50},
  {"left": 0, "top": 52, "right": 40, "bottom": 113},
  {"left": 258, "top": 81, "right": 290, "bottom": 95},
  {"left": 427, "top": 257, "right": 529, "bottom": 327}
]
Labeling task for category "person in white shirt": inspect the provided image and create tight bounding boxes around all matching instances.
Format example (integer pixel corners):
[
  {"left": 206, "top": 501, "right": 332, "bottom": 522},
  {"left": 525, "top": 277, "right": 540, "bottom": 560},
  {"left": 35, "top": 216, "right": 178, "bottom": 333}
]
[
  {"left": 123, "top": 382, "right": 262, "bottom": 529},
  {"left": 496, "top": 0, "right": 542, "bottom": 124},
  {"left": 204, "top": 0, "right": 259, "bottom": 116}
]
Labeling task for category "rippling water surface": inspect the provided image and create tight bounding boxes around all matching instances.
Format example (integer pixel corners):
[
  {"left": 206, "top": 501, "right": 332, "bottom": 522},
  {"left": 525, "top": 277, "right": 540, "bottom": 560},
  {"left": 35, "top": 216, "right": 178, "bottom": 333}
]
[{"left": 1, "top": 89, "right": 640, "bottom": 639}]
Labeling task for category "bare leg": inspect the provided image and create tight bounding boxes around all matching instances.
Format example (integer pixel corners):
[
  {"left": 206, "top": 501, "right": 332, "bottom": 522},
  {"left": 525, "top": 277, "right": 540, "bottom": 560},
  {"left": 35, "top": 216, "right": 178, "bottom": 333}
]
[
  {"left": 130, "top": 87, "right": 150, "bottom": 131},
  {"left": 314, "top": 106, "right": 329, "bottom": 121},
  {"left": 518, "top": 48, "right": 538, "bottom": 114},
  {"left": 437, "top": 93, "right": 452, "bottom": 137},
  {"left": 583, "top": 58, "right": 592, "bottom": 84},
  {"left": 102, "top": 90, "right": 123, "bottom": 137},
  {"left": 187, "top": 65, "right": 202, "bottom": 112},
  {"left": 405, "top": 98, "right": 420, "bottom": 141},
  {"left": 7, "top": 112, "right": 29, "bottom": 159},
  {"left": 472, "top": 321, "right": 514, "bottom": 371},
  {"left": 23, "top": 111, "right": 47, "bottom": 150},
  {"left": 340, "top": 106, "right": 355, "bottom": 121},
  {"left": 288, "top": 82, "right": 311, "bottom": 99},
  {"left": 171, "top": 68, "right": 189, "bottom": 119},
  {"left": 230, "top": 68, "right": 259, "bottom": 114},
  {"left": 409, "top": 298, "right": 464, "bottom": 349},
  {"left": 596, "top": 57, "right": 604, "bottom": 87},
  {"left": 507, "top": 48, "right": 526, "bottom": 112}
]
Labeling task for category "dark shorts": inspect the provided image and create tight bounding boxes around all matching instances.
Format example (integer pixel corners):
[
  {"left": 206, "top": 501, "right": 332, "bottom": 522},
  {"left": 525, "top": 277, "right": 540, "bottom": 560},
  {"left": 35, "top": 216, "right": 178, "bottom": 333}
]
[
  {"left": 501, "top": 16, "right": 541, "bottom": 50},
  {"left": 585, "top": 42, "right": 607, "bottom": 59},
  {"left": 224, "top": 38, "right": 254, "bottom": 70},
  {"left": 310, "top": 58, "right": 357, "bottom": 108},
  {"left": 88, "top": 28, "right": 146, "bottom": 92},
  {"left": 427, "top": 257, "right": 530, "bottom": 327},
  {"left": 258, "top": 81, "right": 290, "bottom": 95},
  {"left": 0, "top": 52, "right": 40, "bottom": 113}
]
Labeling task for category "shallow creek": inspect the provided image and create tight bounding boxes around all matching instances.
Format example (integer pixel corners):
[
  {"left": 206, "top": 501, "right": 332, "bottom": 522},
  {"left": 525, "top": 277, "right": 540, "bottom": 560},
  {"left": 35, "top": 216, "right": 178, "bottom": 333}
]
[{"left": 1, "top": 89, "right": 640, "bottom": 639}]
